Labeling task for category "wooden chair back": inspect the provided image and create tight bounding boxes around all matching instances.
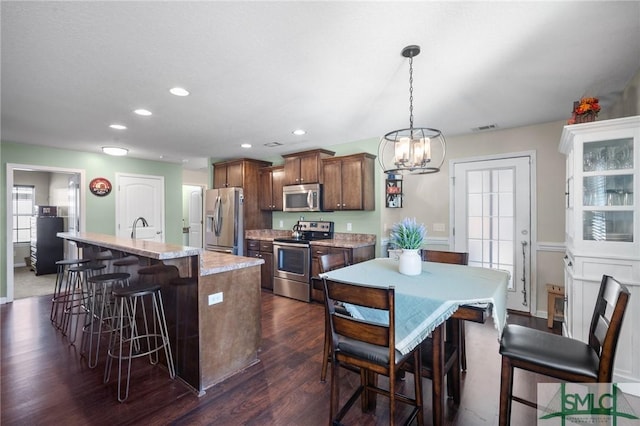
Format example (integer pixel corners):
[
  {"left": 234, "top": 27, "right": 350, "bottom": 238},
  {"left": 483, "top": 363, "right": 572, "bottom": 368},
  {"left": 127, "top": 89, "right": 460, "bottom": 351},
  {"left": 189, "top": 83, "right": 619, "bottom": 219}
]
[
  {"left": 421, "top": 249, "right": 468, "bottom": 265},
  {"left": 317, "top": 252, "right": 352, "bottom": 382},
  {"left": 498, "top": 275, "right": 630, "bottom": 425},
  {"left": 324, "top": 278, "right": 395, "bottom": 371},
  {"left": 318, "top": 252, "right": 349, "bottom": 274},
  {"left": 588, "top": 274, "right": 630, "bottom": 382},
  {"left": 322, "top": 277, "right": 423, "bottom": 425},
  {"left": 421, "top": 249, "right": 470, "bottom": 374}
]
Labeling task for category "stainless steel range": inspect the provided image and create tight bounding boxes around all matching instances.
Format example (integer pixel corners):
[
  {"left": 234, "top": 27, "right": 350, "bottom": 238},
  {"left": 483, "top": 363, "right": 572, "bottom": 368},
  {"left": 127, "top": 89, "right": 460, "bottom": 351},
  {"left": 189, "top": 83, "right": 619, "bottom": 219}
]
[{"left": 272, "top": 220, "right": 334, "bottom": 302}]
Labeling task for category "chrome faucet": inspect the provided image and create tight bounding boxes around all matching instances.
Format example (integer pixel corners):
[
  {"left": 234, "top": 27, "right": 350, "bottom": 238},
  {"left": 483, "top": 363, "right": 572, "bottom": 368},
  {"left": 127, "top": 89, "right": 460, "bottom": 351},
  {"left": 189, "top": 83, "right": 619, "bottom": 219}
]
[{"left": 131, "top": 216, "right": 149, "bottom": 239}]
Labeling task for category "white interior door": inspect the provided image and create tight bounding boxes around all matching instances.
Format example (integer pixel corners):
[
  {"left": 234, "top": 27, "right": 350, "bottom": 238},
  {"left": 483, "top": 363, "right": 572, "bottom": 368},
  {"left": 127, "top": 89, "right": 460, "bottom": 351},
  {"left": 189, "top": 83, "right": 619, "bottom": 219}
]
[
  {"left": 116, "top": 173, "right": 164, "bottom": 241},
  {"left": 188, "top": 187, "right": 203, "bottom": 248},
  {"left": 453, "top": 156, "right": 532, "bottom": 312},
  {"left": 66, "top": 174, "right": 81, "bottom": 258}
]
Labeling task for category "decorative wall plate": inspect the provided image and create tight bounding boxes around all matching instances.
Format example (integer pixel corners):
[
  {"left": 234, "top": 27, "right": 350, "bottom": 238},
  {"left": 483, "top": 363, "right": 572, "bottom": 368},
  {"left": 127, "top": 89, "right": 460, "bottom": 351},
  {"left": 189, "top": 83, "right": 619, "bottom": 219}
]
[{"left": 89, "top": 177, "right": 112, "bottom": 196}]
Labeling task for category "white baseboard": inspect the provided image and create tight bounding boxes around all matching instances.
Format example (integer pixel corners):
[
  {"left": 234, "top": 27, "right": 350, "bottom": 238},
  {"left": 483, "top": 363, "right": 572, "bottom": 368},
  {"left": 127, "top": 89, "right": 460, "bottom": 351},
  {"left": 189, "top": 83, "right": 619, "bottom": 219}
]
[{"left": 535, "top": 309, "right": 548, "bottom": 319}]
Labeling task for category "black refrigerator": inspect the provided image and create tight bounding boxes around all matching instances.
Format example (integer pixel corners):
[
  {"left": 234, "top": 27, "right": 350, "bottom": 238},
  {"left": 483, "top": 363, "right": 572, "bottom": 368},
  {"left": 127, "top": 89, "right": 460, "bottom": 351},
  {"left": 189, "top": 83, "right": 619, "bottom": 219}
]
[{"left": 30, "top": 216, "right": 64, "bottom": 275}]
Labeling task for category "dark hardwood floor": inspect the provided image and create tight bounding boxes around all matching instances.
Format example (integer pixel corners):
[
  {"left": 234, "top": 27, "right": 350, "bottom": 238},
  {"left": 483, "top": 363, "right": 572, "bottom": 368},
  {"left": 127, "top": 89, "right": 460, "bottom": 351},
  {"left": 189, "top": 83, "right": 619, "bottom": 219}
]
[{"left": 2, "top": 290, "right": 559, "bottom": 425}]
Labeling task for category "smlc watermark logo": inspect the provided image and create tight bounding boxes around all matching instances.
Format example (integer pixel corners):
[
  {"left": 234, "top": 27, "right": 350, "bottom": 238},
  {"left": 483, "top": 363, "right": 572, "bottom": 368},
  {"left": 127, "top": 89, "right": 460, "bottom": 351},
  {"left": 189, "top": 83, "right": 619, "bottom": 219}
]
[{"left": 537, "top": 383, "right": 640, "bottom": 425}]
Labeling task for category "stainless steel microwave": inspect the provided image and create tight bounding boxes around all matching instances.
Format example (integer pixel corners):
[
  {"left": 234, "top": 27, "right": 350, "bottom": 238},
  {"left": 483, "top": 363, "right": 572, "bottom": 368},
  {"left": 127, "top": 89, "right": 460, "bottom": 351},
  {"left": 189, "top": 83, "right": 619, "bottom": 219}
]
[{"left": 283, "top": 184, "right": 322, "bottom": 212}]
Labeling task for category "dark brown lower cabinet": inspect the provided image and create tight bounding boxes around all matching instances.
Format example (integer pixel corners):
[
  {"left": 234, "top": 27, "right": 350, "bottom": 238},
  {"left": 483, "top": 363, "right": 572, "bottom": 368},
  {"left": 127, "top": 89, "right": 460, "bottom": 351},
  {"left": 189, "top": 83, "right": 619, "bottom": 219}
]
[
  {"left": 310, "top": 244, "right": 375, "bottom": 303},
  {"left": 247, "top": 239, "right": 273, "bottom": 290}
]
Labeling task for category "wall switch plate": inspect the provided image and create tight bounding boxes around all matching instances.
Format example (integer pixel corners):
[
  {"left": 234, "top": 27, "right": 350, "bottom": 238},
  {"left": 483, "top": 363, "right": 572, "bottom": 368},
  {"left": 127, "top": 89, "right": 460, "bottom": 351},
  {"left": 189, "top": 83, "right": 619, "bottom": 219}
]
[
  {"left": 208, "top": 292, "right": 223, "bottom": 305},
  {"left": 433, "top": 223, "right": 446, "bottom": 232},
  {"left": 346, "top": 223, "right": 352, "bottom": 231}
]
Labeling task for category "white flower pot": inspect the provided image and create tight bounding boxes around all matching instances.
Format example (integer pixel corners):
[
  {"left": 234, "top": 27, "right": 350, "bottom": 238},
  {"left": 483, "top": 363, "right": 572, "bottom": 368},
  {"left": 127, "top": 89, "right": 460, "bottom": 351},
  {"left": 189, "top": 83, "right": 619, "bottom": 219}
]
[{"left": 398, "top": 249, "right": 422, "bottom": 276}]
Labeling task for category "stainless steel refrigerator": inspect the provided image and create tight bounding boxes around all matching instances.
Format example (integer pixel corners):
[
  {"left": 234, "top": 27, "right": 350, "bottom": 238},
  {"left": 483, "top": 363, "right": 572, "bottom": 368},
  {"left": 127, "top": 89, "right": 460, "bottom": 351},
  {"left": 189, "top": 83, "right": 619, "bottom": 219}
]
[{"left": 204, "top": 187, "right": 244, "bottom": 255}]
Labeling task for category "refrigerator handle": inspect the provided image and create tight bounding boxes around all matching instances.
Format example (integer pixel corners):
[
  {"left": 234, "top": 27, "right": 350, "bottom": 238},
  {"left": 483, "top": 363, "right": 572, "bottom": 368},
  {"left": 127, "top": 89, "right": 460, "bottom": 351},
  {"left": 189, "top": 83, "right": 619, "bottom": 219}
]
[{"left": 213, "top": 195, "right": 222, "bottom": 236}]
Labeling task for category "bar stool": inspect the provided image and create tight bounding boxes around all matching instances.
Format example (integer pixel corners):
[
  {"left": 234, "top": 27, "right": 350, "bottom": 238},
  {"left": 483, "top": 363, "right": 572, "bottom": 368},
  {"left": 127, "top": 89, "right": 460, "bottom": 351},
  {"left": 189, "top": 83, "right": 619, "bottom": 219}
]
[
  {"left": 136, "top": 264, "right": 176, "bottom": 284},
  {"left": 61, "top": 262, "right": 107, "bottom": 344},
  {"left": 95, "top": 250, "right": 117, "bottom": 273},
  {"left": 51, "top": 258, "right": 90, "bottom": 329},
  {"left": 82, "top": 272, "right": 131, "bottom": 368},
  {"left": 104, "top": 282, "right": 175, "bottom": 402},
  {"left": 113, "top": 256, "right": 139, "bottom": 273}
]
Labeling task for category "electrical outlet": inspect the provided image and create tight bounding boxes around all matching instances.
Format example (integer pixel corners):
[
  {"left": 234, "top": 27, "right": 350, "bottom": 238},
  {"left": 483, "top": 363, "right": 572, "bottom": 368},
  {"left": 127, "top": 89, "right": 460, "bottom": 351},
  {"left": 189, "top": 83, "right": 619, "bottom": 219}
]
[
  {"left": 433, "top": 223, "right": 446, "bottom": 232},
  {"left": 279, "top": 220, "right": 284, "bottom": 228},
  {"left": 208, "top": 292, "right": 223, "bottom": 305},
  {"left": 346, "top": 223, "right": 352, "bottom": 231}
]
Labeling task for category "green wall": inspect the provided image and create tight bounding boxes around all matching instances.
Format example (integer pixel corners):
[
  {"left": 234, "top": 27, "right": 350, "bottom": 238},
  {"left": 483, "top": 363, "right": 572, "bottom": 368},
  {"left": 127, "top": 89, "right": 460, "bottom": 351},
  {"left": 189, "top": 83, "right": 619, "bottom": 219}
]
[{"left": 1, "top": 142, "right": 184, "bottom": 298}]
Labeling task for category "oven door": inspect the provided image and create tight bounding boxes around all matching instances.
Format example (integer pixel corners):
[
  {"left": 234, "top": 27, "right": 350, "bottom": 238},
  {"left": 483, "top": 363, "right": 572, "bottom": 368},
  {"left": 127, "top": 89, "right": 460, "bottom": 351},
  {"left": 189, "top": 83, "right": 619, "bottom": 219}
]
[{"left": 273, "top": 242, "right": 310, "bottom": 283}]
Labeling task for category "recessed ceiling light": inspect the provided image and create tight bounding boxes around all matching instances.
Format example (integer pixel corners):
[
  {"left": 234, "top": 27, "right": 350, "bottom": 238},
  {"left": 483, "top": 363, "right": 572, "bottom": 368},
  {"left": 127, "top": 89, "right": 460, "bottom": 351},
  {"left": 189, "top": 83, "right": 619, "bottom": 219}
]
[
  {"left": 102, "top": 146, "right": 128, "bottom": 156},
  {"left": 134, "top": 109, "right": 152, "bottom": 116},
  {"left": 241, "top": 143, "right": 252, "bottom": 149},
  {"left": 169, "top": 87, "right": 190, "bottom": 97},
  {"left": 109, "top": 124, "right": 127, "bottom": 130},
  {"left": 292, "top": 129, "right": 306, "bottom": 136}
]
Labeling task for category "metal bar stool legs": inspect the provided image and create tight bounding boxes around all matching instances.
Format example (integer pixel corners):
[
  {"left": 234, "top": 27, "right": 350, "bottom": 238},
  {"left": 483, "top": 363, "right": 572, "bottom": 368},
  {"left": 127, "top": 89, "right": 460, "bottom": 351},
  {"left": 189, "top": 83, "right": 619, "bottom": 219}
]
[
  {"left": 50, "top": 258, "right": 90, "bottom": 328},
  {"left": 61, "top": 263, "right": 106, "bottom": 344},
  {"left": 82, "top": 272, "right": 131, "bottom": 368},
  {"left": 104, "top": 283, "right": 175, "bottom": 402}
]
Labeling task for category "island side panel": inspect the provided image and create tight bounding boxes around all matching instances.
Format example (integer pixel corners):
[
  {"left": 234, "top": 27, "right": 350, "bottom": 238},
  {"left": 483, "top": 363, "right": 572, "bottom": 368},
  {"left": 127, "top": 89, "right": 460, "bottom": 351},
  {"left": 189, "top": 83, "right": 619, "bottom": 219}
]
[{"left": 198, "top": 265, "right": 261, "bottom": 390}]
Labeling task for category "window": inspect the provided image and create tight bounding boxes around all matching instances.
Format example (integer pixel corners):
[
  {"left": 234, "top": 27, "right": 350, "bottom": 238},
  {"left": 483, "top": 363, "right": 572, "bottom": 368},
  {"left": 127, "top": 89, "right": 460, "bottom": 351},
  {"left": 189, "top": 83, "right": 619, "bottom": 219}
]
[{"left": 12, "top": 185, "right": 34, "bottom": 243}]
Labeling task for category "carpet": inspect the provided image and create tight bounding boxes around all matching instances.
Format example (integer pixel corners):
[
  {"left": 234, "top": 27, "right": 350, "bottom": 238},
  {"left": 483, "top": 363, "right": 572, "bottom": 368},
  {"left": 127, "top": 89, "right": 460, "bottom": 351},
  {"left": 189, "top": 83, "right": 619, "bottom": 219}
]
[{"left": 13, "top": 266, "right": 56, "bottom": 299}]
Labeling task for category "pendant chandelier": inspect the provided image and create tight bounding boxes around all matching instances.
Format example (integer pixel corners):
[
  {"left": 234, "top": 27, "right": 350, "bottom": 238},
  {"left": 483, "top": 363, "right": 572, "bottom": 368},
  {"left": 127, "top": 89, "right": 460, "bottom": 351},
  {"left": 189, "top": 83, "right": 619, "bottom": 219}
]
[{"left": 378, "top": 45, "right": 446, "bottom": 175}]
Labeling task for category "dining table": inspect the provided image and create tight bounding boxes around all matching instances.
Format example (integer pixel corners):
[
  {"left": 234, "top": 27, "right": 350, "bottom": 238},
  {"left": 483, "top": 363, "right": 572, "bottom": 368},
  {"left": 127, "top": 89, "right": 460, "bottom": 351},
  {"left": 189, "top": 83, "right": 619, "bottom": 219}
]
[{"left": 321, "top": 257, "right": 510, "bottom": 425}]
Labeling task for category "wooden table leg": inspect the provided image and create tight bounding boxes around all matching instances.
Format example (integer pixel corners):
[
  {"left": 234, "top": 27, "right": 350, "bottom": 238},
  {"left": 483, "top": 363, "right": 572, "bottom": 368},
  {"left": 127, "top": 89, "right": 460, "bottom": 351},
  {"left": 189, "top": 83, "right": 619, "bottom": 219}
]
[
  {"left": 432, "top": 323, "right": 444, "bottom": 425},
  {"left": 364, "top": 369, "right": 377, "bottom": 411}
]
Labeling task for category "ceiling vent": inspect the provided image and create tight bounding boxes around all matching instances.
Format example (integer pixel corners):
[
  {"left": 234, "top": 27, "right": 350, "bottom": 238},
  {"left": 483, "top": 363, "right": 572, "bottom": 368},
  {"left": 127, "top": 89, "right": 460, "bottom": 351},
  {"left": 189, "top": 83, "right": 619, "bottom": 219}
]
[
  {"left": 264, "top": 142, "right": 283, "bottom": 147},
  {"left": 472, "top": 124, "right": 498, "bottom": 132}
]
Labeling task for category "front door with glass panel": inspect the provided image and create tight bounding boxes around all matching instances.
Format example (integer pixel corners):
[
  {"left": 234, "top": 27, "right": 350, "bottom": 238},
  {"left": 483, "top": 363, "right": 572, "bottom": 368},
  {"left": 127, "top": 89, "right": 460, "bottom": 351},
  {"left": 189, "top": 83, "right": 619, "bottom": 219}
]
[{"left": 453, "top": 156, "right": 531, "bottom": 312}]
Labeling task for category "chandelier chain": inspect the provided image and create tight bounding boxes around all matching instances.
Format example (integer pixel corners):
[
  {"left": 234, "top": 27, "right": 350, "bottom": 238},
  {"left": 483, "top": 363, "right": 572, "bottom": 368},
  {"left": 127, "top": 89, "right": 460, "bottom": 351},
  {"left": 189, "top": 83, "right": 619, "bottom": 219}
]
[
  {"left": 409, "top": 55, "right": 414, "bottom": 132},
  {"left": 377, "top": 44, "right": 445, "bottom": 175}
]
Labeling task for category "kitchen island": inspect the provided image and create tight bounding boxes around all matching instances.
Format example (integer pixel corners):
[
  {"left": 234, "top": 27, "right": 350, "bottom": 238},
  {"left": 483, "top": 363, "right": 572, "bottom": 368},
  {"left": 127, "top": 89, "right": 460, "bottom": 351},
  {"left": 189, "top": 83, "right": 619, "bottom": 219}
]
[{"left": 57, "top": 232, "right": 264, "bottom": 395}]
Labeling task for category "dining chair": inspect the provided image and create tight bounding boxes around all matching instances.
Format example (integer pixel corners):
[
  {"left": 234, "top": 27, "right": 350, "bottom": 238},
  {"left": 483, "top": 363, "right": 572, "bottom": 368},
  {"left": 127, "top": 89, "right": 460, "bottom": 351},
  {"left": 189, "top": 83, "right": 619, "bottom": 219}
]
[
  {"left": 318, "top": 252, "right": 351, "bottom": 382},
  {"left": 385, "top": 249, "right": 467, "bottom": 407},
  {"left": 498, "top": 274, "right": 630, "bottom": 426},
  {"left": 323, "top": 277, "right": 424, "bottom": 426},
  {"left": 421, "top": 249, "right": 476, "bottom": 371}
]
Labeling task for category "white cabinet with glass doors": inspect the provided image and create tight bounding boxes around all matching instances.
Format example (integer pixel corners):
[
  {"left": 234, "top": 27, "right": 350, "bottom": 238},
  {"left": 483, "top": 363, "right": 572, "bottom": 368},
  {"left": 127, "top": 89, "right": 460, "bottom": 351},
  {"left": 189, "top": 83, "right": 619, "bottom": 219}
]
[{"left": 559, "top": 115, "right": 640, "bottom": 384}]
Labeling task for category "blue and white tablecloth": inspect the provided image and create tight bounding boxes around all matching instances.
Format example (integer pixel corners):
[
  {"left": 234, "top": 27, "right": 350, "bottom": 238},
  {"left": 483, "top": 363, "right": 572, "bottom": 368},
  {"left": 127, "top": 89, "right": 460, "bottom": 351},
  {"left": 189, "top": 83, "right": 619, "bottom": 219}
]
[{"left": 321, "top": 257, "right": 509, "bottom": 355}]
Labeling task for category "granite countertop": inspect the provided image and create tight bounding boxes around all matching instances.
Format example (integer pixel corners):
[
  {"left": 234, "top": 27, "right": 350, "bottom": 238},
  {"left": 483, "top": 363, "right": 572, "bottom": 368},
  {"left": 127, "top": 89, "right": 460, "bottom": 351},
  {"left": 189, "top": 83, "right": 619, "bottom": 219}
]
[
  {"left": 200, "top": 251, "right": 264, "bottom": 276},
  {"left": 309, "top": 237, "right": 375, "bottom": 249},
  {"left": 244, "top": 229, "right": 291, "bottom": 241},
  {"left": 244, "top": 229, "right": 376, "bottom": 248},
  {"left": 58, "top": 232, "right": 202, "bottom": 260},
  {"left": 57, "top": 232, "right": 264, "bottom": 277}
]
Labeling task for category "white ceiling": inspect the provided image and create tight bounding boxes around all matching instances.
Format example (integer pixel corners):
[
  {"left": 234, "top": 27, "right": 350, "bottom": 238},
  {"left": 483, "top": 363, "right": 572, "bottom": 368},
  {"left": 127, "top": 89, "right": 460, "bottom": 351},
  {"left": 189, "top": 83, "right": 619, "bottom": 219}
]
[{"left": 2, "top": 1, "right": 639, "bottom": 169}]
